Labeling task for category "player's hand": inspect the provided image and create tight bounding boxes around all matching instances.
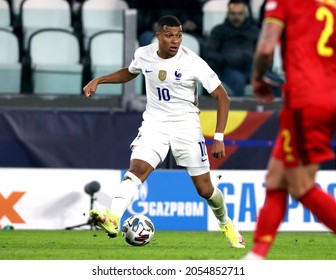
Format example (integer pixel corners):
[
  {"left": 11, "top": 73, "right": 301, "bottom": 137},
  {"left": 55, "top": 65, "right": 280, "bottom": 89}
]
[
  {"left": 83, "top": 80, "right": 98, "bottom": 97},
  {"left": 251, "top": 76, "right": 275, "bottom": 104},
  {"left": 211, "top": 140, "right": 225, "bottom": 159}
]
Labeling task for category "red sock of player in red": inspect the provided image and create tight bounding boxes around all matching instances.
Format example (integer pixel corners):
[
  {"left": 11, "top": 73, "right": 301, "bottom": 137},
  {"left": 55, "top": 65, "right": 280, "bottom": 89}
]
[
  {"left": 251, "top": 189, "right": 288, "bottom": 257},
  {"left": 299, "top": 185, "right": 336, "bottom": 232}
]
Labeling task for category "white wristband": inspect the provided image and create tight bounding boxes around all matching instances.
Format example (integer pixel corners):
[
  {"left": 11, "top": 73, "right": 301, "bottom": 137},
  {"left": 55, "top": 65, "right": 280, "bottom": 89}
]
[{"left": 214, "top": 132, "right": 224, "bottom": 141}]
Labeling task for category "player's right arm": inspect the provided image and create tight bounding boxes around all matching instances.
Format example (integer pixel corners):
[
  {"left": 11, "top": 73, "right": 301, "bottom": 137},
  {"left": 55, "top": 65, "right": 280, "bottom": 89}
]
[
  {"left": 251, "top": 19, "right": 284, "bottom": 103},
  {"left": 83, "top": 67, "right": 138, "bottom": 97},
  {"left": 210, "top": 84, "right": 230, "bottom": 159}
]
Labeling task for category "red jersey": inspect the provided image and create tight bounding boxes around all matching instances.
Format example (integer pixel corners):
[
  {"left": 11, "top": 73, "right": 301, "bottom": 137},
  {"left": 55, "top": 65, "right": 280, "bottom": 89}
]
[{"left": 265, "top": 0, "right": 336, "bottom": 108}]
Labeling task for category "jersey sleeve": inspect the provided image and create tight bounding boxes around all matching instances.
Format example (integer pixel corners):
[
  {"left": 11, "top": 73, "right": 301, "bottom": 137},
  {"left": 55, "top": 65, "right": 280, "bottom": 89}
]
[
  {"left": 196, "top": 57, "right": 222, "bottom": 94},
  {"left": 264, "top": 0, "right": 287, "bottom": 22},
  {"left": 128, "top": 48, "right": 143, "bottom": 75}
]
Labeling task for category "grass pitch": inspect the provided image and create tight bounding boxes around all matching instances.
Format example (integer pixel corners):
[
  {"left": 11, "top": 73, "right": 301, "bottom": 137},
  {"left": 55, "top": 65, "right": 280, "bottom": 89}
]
[{"left": 0, "top": 230, "right": 335, "bottom": 260}]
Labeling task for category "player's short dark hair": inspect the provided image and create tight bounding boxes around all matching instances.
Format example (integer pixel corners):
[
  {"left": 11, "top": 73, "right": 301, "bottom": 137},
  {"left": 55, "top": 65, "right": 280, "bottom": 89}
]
[
  {"left": 228, "top": 0, "right": 247, "bottom": 5},
  {"left": 157, "top": 15, "right": 182, "bottom": 31}
]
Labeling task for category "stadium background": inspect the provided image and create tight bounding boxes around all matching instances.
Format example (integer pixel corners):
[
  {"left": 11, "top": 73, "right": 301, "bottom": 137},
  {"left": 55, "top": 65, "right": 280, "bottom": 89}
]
[{"left": 0, "top": 4, "right": 335, "bottom": 233}]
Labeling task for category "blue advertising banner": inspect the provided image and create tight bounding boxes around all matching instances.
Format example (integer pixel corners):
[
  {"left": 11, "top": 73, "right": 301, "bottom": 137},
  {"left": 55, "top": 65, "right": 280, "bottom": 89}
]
[{"left": 121, "top": 170, "right": 208, "bottom": 231}]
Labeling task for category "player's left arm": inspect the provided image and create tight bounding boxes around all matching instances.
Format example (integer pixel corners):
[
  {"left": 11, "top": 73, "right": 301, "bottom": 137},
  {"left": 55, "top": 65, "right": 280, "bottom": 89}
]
[{"left": 210, "top": 84, "right": 230, "bottom": 159}]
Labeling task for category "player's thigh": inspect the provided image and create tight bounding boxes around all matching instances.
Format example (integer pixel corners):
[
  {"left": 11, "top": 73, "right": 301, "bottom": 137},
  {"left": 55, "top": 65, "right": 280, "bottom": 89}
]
[
  {"left": 170, "top": 126, "right": 209, "bottom": 168},
  {"left": 130, "top": 123, "right": 170, "bottom": 167},
  {"left": 273, "top": 107, "right": 335, "bottom": 168},
  {"left": 302, "top": 106, "right": 336, "bottom": 164}
]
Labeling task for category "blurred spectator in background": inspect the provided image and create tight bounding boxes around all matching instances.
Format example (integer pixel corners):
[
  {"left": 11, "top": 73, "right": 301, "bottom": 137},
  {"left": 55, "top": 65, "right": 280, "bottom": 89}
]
[
  {"left": 129, "top": 0, "right": 204, "bottom": 46},
  {"left": 203, "top": 0, "right": 259, "bottom": 97}
]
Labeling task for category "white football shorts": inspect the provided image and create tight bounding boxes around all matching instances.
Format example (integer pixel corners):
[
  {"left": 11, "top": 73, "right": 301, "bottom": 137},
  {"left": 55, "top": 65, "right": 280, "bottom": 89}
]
[{"left": 130, "top": 113, "right": 210, "bottom": 176}]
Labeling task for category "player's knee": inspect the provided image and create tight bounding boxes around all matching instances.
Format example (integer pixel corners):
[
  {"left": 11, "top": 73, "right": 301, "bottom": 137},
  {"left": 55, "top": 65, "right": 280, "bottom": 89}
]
[
  {"left": 197, "top": 187, "right": 214, "bottom": 199},
  {"left": 191, "top": 172, "right": 213, "bottom": 199}
]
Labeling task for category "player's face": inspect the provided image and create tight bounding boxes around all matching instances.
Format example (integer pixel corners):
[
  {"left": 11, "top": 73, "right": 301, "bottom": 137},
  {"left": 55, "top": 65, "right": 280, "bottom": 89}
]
[{"left": 156, "top": 25, "right": 182, "bottom": 59}]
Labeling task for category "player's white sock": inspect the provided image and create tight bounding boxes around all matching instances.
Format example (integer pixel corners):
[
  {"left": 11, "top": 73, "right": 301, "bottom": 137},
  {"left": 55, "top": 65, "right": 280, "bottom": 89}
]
[
  {"left": 110, "top": 171, "right": 141, "bottom": 219},
  {"left": 206, "top": 187, "right": 228, "bottom": 226}
]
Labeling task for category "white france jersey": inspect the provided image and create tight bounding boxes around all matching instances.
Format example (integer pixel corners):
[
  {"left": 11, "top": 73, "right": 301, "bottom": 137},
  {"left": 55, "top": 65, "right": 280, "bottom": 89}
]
[{"left": 128, "top": 43, "right": 221, "bottom": 121}]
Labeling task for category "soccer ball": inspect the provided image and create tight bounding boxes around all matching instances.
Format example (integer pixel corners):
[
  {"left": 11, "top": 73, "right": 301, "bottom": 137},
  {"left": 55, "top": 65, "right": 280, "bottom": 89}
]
[{"left": 121, "top": 214, "right": 155, "bottom": 246}]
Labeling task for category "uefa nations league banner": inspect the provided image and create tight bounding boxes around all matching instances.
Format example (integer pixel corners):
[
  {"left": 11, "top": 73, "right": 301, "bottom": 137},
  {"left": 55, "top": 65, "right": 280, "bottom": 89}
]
[{"left": 0, "top": 168, "right": 335, "bottom": 232}]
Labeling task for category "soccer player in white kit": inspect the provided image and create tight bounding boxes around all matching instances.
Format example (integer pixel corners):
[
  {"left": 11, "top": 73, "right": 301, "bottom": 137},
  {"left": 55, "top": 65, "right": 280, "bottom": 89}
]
[{"left": 83, "top": 15, "right": 245, "bottom": 248}]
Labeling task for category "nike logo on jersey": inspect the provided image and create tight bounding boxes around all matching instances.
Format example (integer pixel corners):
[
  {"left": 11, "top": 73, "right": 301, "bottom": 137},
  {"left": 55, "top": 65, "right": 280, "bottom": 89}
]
[
  {"left": 145, "top": 69, "right": 153, "bottom": 73},
  {"left": 201, "top": 158, "right": 207, "bottom": 162}
]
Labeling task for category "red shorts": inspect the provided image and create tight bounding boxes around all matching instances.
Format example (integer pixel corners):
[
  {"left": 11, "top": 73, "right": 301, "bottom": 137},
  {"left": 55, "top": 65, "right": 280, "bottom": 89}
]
[{"left": 272, "top": 106, "right": 336, "bottom": 167}]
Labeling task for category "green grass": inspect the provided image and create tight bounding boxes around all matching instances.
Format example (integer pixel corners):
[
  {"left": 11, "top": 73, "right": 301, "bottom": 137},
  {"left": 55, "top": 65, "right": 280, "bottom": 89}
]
[{"left": 0, "top": 230, "right": 335, "bottom": 260}]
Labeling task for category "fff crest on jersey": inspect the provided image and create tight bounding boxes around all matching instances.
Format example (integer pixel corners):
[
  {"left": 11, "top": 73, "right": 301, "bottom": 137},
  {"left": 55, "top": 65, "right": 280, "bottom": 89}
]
[{"left": 158, "top": 70, "right": 167, "bottom": 81}]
